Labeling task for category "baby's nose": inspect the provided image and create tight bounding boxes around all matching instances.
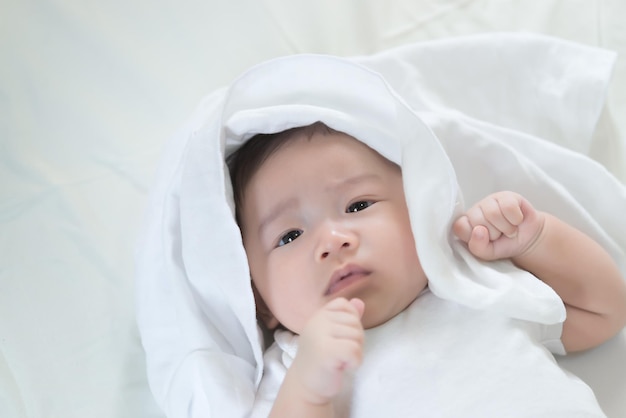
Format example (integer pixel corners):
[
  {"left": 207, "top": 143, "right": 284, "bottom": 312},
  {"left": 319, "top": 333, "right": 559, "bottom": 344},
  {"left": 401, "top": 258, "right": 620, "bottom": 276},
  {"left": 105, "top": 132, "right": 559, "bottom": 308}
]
[{"left": 317, "top": 225, "right": 358, "bottom": 260}]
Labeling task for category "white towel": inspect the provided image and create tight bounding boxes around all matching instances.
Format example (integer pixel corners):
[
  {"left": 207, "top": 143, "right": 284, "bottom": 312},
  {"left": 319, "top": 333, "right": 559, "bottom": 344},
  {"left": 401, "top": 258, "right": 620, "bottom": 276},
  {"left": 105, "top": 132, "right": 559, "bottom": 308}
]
[{"left": 135, "top": 33, "right": 626, "bottom": 417}]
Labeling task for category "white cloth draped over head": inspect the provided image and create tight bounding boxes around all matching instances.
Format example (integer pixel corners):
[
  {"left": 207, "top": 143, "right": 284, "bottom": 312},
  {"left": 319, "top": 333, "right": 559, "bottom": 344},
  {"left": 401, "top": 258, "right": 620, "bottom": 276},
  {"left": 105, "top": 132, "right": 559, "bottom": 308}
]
[{"left": 135, "top": 33, "right": 626, "bottom": 417}]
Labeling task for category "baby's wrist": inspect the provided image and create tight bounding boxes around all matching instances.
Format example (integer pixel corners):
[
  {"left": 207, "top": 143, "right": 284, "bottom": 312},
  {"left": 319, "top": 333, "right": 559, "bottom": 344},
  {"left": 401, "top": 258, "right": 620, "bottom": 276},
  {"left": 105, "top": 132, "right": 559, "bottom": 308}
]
[
  {"left": 272, "top": 363, "right": 335, "bottom": 417},
  {"left": 511, "top": 211, "right": 548, "bottom": 266},
  {"left": 289, "top": 358, "right": 336, "bottom": 406}
]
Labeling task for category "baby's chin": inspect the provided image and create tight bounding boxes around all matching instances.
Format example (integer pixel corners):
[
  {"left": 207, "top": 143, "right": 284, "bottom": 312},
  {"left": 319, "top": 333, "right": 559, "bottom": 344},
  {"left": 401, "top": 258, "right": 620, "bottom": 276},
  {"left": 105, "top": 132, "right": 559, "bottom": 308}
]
[
  {"left": 362, "top": 314, "right": 398, "bottom": 330},
  {"left": 362, "top": 293, "right": 424, "bottom": 330},
  {"left": 361, "top": 308, "right": 404, "bottom": 330}
]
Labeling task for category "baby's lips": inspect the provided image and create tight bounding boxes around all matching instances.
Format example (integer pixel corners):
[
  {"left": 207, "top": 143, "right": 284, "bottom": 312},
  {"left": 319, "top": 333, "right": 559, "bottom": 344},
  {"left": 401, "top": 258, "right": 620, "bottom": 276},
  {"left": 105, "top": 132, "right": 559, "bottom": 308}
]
[{"left": 326, "top": 264, "right": 370, "bottom": 295}]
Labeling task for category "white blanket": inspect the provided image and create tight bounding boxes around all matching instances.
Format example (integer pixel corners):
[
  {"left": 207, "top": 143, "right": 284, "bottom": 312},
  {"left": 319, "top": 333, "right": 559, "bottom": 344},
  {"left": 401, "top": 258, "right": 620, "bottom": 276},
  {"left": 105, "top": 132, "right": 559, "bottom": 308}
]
[{"left": 135, "top": 33, "right": 626, "bottom": 417}]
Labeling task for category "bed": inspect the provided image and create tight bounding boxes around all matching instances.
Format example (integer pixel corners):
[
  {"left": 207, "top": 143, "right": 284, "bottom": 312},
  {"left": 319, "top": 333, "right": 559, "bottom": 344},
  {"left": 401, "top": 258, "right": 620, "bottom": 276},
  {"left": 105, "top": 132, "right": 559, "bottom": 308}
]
[{"left": 2, "top": 1, "right": 625, "bottom": 417}]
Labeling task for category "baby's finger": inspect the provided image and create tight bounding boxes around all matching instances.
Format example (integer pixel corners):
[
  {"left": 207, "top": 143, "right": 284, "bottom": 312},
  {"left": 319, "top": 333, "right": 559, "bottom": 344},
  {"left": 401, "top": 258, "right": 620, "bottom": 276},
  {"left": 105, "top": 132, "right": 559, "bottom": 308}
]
[
  {"left": 324, "top": 310, "right": 364, "bottom": 330},
  {"left": 496, "top": 193, "right": 524, "bottom": 228},
  {"left": 349, "top": 298, "right": 365, "bottom": 318},
  {"left": 467, "top": 224, "right": 494, "bottom": 258},
  {"left": 466, "top": 203, "right": 502, "bottom": 241},
  {"left": 325, "top": 297, "right": 365, "bottom": 320},
  {"left": 480, "top": 198, "right": 517, "bottom": 239},
  {"left": 452, "top": 215, "right": 473, "bottom": 242},
  {"left": 330, "top": 323, "right": 365, "bottom": 347},
  {"left": 324, "top": 297, "right": 356, "bottom": 312},
  {"left": 322, "top": 299, "right": 365, "bottom": 333}
]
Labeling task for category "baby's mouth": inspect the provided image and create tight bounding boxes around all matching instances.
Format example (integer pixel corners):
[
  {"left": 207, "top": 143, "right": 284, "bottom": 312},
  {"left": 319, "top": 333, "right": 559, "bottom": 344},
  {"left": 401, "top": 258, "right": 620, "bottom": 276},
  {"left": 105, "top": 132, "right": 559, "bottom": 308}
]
[{"left": 326, "top": 264, "right": 370, "bottom": 295}]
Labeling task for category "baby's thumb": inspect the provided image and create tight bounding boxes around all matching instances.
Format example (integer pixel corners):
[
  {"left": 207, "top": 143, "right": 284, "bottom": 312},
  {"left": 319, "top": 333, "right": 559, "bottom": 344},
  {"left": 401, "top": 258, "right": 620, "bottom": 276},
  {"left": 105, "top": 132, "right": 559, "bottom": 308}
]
[{"left": 349, "top": 298, "right": 365, "bottom": 319}]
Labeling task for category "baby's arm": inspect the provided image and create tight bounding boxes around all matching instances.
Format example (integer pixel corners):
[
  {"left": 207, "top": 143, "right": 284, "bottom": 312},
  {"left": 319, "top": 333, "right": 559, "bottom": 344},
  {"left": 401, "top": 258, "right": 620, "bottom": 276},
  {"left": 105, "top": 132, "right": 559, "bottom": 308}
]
[
  {"left": 270, "top": 297, "right": 364, "bottom": 418},
  {"left": 453, "top": 191, "right": 626, "bottom": 352}
]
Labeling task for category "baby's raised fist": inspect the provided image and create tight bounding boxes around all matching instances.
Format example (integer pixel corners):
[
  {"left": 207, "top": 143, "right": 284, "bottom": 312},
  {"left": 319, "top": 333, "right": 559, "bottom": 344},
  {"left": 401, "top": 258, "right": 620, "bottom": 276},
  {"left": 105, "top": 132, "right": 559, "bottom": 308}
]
[{"left": 453, "top": 191, "right": 545, "bottom": 261}]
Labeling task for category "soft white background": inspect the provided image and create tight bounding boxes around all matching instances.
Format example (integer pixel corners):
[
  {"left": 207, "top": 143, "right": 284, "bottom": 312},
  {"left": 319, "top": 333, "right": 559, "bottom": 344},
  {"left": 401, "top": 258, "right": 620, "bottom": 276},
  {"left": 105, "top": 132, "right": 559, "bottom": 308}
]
[{"left": 1, "top": 1, "right": 625, "bottom": 417}]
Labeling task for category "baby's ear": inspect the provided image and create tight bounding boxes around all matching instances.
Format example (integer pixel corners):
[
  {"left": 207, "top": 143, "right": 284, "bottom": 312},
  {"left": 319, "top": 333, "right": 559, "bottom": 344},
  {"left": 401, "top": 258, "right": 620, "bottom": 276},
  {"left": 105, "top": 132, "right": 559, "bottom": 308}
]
[{"left": 252, "top": 283, "right": 280, "bottom": 330}]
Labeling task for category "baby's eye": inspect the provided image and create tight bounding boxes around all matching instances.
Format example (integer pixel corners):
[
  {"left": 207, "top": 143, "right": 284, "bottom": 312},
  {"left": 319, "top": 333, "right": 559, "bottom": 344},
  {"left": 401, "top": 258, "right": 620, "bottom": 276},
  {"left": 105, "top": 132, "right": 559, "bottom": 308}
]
[
  {"left": 346, "top": 200, "right": 374, "bottom": 213},
  {"left": 277, "top": 229, "right": 303, "bottom": 247}
]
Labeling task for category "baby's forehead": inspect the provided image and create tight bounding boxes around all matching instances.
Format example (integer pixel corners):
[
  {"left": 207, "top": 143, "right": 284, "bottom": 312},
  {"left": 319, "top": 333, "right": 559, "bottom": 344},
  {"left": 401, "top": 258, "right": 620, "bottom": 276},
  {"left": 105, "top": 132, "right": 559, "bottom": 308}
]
[{"left": 255, "top": 131, "right": 402, "bottom": 187}]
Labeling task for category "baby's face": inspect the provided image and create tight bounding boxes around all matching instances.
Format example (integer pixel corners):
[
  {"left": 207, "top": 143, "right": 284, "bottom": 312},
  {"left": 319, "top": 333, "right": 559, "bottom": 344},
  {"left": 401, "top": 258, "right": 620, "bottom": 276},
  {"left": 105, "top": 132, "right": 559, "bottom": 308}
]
[{"left": 240, "top": 131, "right": 427, "bottom": 334}]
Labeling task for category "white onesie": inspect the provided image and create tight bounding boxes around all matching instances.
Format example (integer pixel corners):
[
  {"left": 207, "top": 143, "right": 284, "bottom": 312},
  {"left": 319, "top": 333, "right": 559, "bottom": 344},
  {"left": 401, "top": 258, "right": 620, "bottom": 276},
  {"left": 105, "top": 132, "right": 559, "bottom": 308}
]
[{"left": 253, "top": 290, "right": 605, "bottom": 417}]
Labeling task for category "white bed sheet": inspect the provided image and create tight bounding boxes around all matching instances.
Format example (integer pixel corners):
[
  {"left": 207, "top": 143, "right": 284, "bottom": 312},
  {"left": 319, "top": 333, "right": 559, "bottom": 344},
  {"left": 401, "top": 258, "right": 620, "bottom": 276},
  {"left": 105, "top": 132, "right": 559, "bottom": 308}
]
[{"left": 1, "top": 1, "right": 625, "bottom": 417}]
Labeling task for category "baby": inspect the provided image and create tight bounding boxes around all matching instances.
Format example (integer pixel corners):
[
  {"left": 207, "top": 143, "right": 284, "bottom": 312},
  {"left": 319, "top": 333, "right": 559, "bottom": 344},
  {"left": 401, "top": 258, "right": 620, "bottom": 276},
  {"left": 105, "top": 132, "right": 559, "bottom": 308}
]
[{"left": 227, "top": 122, "right": 626, "bottom": 417}]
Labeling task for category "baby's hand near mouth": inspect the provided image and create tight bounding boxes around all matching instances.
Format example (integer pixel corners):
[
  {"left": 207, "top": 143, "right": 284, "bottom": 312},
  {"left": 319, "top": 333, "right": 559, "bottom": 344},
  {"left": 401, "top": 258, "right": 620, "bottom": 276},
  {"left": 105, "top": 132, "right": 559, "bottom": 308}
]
[
  {"left": 289, "top": 297, "right": 365, "bottom": 406},
  {"left": 453, "top": 191, "right": 545, "bottom": 261}
]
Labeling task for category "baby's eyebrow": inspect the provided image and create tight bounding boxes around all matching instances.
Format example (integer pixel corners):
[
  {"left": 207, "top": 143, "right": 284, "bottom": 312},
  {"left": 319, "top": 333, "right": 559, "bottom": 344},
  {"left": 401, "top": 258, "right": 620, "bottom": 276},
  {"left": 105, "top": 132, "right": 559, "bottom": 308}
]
[
  {"left": 257, "top": 197, "right": 298, "bottom": 236},
  {"left": 326, "top": 173, "right": 381, "bottom": 192}
]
